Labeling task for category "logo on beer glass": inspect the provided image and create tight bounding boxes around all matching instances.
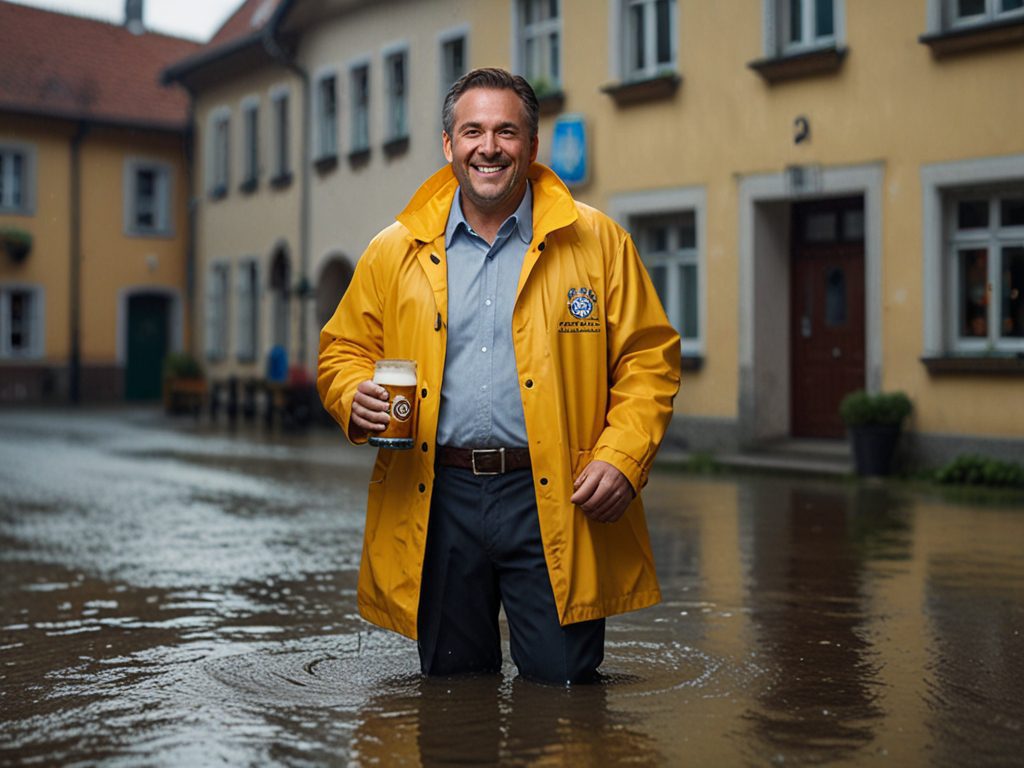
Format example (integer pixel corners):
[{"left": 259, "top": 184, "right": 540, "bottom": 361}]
[{"left": 369, "top": 359, "right": 417, "bottom": 450}]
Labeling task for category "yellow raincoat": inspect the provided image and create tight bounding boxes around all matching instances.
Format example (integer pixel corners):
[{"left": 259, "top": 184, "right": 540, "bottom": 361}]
[{"left": 318, "top": 163, "right": 680, "bottom": 639}]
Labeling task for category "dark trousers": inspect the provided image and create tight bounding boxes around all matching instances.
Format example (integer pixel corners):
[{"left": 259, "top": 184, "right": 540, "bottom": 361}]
[{"left": 417, "top": 465, "right": 604, "bottom": 684}]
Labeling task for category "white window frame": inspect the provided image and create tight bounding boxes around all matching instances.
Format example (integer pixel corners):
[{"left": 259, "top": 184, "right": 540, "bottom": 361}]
[
  {"left": 761, "top": 0, "right": 845, "bottom": 58},
  {"left": 942, "top": 0, "right": 1024, "bottom": 29},
  {"left": 349, "top": 59, "right": 372, "bottom": 154},
  {"left": 382, "top": 44, "right": 410, "bottom": 141},
  {"left": 0, "top": 284, "right": 44, "bottom": 359},
  {"left": 439, "top": 26, "right": 470, "bottom": 102},
  {"left": 269, "top": 85, "right": 291, "bottom": 180},
  {"left": 513, "top": 0, "right": 562, "bottom": 91},
  {"left": 235, "top": 258, "right": 260, "bottom": 362},
  {"left": 922, "top": 154, "right": 1024, "bottom": 358},
  {"left": 0, "top": 143, "right": 36, "bottom": 215},
  {"left": 123, "top": 157, "right": 172, "bottom": 237},
  {"left": 205, "top": 261, "right": 230, "bottom": 362},
  {"left": 943, "top": 188, "right": 1024, "bottom": 353},
  {"left": 241, "top": 95, "right": 260, "bottom": 186},
  {"left": 609, "top": 187, "right": 707, "bottom": 356},
  {"left": 314, "top": 69, "right": 339, "bottom": 160},
  {"left": 609, "top": 0, "right": 678, "bottom": 82},
  {"left": 207, "top": 107, "right": 231, "bottom": 197}
]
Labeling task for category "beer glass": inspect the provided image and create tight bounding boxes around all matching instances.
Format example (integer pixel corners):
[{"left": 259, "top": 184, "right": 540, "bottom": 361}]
[{"left": 368, "top": 359, "right": 417, "bottom": 449}]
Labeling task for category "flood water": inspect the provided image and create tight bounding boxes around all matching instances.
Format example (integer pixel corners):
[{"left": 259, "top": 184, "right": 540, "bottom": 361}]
[{"left": 1, "top": 409, "right": 1022, "bottom": 767}]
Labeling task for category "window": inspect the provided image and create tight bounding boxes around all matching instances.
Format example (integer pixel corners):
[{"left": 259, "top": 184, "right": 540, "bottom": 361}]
[
  {"left": 241, "top": 98, "right": 260, "bottom": 189},
  {"left": 205, "top": 263, "right": 229, "bottom": 361},
  {"left": 780, "top": 0, "right": 835, "bottom": 51},
  {"left": 946, "top": 188, "right": 1024, "bottom": 352},
  {"left": 620, "top": 0, "right": 676, "bottom": 81},
  {"left": 384, "top": 49, "right": 409, "bottom": 141},
  {"left": 208, "top": 109, "right": 230, "bottom": 198},
  {"left": 0, "top": 286, "right": 43, "bottom": 358},
  {"left": 0, "top": 145, "right": 34, "bottom": 215},
  {"left": 235, "top": 259, "right": 259, "bottom": 362},
  {"left": 947, "top": 0, "right": 1024, "bottom": 27},
  {"left": 125, "top": 160, "right": 171, "bottom": 236},
  {"left": 611, "top": 187, "right": 705, "bottom": 358},
  {"left": 440, "top": 31, "right": 467, "bottom": 95},
  {"left": 634, "top": 213, "right": 700, "bottom": 345},
  {"left": 315, "top": 73, "right": 338, "bottom": 160},
  {"left": 350, "top": 63, "right": 371, "bottom": 154},
  {"left": 271, "top": 88, "right": 291, "bottom": 181},
  {"left": 516, "top": 0, "right": 561, "bottom": 91}
]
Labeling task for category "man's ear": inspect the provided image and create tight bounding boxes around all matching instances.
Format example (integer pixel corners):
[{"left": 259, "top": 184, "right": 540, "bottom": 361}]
[
  {"left": 530, "top": 134, "right": 539, "bottom": 164},
  {"left": 442, "top": 132, "right": 453, "bottom": 163}
]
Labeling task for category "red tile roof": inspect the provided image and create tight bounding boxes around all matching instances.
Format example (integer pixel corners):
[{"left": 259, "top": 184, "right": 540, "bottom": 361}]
[
  {"left": 208, "top": 0, "right": 285, "bottom": 48},
  {"left": 0, "top": 1, "right": 201, "bottom": 130}
]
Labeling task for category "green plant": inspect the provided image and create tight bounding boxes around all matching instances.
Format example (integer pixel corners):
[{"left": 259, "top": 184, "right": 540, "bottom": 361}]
[
  {"left": 529, "top": 76, "right": 559, "bottom": 99},
  {"left": 685, "top": 451, "right": 720, "bottom": 474},
  {"left": 839, "top": 390, "right": 912, "bottom": 428},
  {"left": 163, "top": 351, "right": 203, "bottom": 380},
  {"left": 0, "top": 226, "right": 33, "bottom": 261},
  {"left": 934, "top": 454, "right": 1024, "bottom": 488}
]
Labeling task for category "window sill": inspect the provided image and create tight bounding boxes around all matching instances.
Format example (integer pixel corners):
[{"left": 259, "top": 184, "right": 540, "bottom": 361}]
[
  {"left": 313, "top": 154, "right": 339, "bottom": 175},
  {"left": 270, "top": 171, "right": 293, "bottom": 190},
  {"left": 600, "top": 73, "right": 681, "bottom": 107},
  {"left": 238, "top": 177, "right": 259, "bottom": 195},
  {"left": 681, "top": 354, "right": 704, "bottom": 373},
  {"left": 536, "top": 90, "right": 565, "bottom": 116},
  {"left": 348, "top": 147, "right": 371, "bottom": 169},
  {"left": 921, "top": 354, "right": 1024, "bottom": 375},
  {"left": 919, "top": 16, "right": 1024, "bottom": 58},
  {"left": 209, "top": 184, "right": 228, "bottom": 201},
  {"left": 383, "top": 135, "right": 410, "bottom": 159},
  {"left": 748, "top": 45, "right": 847, "bottom": 84},
  {"left": 126, "top": 228, "right": 173, "bottom": 240}
]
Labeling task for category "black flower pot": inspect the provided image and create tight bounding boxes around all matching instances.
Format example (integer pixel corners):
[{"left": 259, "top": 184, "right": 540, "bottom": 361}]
[{"left": 849, "top": 424, "right": 901, "bottom": 476}]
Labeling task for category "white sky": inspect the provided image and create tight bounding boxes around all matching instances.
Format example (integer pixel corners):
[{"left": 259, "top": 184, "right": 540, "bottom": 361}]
[{"left": 6, "top": 0, "right": 245, "bottom": 41}]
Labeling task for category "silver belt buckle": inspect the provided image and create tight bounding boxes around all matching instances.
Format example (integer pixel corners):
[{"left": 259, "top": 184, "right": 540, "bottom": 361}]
[{"left": 471, "top": 447, "right": 505, "bottom": 476}]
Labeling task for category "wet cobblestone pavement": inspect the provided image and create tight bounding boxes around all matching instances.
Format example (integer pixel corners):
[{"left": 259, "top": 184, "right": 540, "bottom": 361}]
[{"left": 1, "top": 409, "right": 1023, "bottom": 766}]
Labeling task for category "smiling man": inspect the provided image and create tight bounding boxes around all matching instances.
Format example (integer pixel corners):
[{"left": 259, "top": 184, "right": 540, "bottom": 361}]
[{"left": 318, "top": 68, "right": 680, "bottom": 684}]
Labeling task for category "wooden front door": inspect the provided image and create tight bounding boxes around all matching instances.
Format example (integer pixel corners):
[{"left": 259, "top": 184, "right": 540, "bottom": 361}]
[{"left": 790, "top": 197, "right": 866, "bottom": 438}]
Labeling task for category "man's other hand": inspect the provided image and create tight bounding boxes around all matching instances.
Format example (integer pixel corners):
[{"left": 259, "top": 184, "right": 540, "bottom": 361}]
[
  {"left": 570, "top": 460, "right": 636, "bottom": 523},
  {"left": 350, "top": 380, "right": 390, "bottom": 436}
]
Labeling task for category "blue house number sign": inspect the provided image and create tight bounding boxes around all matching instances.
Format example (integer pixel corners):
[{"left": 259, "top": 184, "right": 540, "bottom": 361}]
[{"left": 550, "top": 114, "right": 587, "bottom": 187}]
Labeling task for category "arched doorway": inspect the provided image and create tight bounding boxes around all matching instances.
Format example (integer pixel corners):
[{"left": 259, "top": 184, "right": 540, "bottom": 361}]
[{"left": 316, "top": 254, "right": 354, "bottom": 330}]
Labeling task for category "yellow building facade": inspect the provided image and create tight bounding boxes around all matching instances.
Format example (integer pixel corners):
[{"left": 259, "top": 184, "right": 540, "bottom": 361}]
[
  {"left": 174, "top": 0, "right": 1024, "bottom": 464},
  {"left": 0, "top": 3, "right": 197, "bottom": 403}
]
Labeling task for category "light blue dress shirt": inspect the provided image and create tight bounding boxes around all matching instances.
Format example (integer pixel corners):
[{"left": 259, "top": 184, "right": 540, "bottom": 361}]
[{"left": 436, "top": 185, "right": 532, "bottom": 448}]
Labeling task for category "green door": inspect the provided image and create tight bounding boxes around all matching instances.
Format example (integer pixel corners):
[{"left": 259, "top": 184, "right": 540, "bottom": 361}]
[{"left": 125, "top": 293, "right": 170, "bottom": 400}]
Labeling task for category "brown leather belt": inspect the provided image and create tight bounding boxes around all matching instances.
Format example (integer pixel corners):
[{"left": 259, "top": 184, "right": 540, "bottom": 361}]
[{"left": 436, "top": 446, "right": 531, "bottom": 475}]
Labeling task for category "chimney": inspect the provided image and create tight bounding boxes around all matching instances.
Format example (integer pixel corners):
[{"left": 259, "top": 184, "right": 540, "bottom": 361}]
[{"left": 124, "top": 0, "right": 144, "bottom": 34}]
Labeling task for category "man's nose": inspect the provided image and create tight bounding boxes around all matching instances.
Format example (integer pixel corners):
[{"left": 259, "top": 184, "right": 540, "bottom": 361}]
[{"left": 479, "top": 132, "right": 499, "bottom": 156}]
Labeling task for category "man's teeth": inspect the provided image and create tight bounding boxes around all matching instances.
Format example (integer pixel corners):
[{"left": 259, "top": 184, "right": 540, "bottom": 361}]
[{"left": 476, "top": 165, "right": 505, "bottom": 173}]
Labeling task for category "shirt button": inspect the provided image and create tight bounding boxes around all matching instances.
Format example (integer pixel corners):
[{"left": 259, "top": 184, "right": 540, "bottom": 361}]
[
  {"left": 485, "top": 299, "right": 492, "bottom": 306},
  {"left": 481, "top": 346, "right": 487, "bottom": 353},
  {"left": 481, "top": 385, "right": 487, "bottom": 391}
]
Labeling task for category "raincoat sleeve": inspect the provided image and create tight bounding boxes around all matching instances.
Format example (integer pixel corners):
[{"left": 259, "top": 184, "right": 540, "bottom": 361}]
[
  {"left": 591, "top": 229, "right": 681, "bottom": 491},
  {"left": 317, "top": 234, "right": 388, "bottom": 444}
]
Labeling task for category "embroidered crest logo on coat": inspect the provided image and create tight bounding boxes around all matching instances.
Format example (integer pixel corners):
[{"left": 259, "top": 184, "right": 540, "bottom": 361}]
[
  {"left": 567, "top": 287, "right": 598, "bottom": 320},
  {"left": 559, "top": 287, "right": 602, "bottom": 334}
]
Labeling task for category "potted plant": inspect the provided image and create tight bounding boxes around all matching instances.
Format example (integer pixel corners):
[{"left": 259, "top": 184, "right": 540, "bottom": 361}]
[
  {"left": 840, "top": 390, "right": 913, "bottom": 477},
  {"left": 162, "top": 352, "right": 206, "bottom": 416},
  {"left": 0, "top": 226, "right": 33, "bottom": 263}
]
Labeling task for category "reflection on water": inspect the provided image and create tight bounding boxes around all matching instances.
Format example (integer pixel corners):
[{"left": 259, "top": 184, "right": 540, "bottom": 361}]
[{"left": 1, "top": 410, "right": 1023, "bottom": 766}]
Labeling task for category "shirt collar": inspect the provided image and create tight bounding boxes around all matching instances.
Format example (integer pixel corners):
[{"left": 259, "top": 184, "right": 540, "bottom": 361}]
[{"left": 445, "top": 183, "right": 533, "bottom": 249}]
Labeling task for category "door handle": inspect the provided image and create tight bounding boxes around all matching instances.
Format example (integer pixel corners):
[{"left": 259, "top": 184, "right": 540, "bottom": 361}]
[{"left": 832, "top": 347, "right": 841, "bottom": 358}]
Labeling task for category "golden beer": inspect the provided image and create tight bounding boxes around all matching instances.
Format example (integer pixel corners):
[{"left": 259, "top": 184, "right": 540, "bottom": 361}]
[{"left": 368, "top": 359, "right": 417, "bottom": 449}]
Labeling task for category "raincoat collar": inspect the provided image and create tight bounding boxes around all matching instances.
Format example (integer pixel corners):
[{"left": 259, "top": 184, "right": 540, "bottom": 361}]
[{"left": 397, "top": 163, "right": 578, "bottom": 245}]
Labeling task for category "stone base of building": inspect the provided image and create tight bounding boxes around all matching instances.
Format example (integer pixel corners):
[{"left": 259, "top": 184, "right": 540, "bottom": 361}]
[{"left": 0, "top": 364, "right": 125, "bottom": 403}]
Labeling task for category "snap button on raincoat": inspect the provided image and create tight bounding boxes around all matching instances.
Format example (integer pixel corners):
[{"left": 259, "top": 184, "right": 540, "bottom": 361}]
[{"left": 318, "top": 163, "right": 681, "bottom": 639}]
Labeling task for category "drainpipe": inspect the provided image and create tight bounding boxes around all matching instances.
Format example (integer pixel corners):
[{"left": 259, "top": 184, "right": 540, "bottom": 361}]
[
  {"left": 182, "top": 88, "right": 197, "bottom": 357},
  {"left": 261, "top": 30, "right": 311, "bottom": 372},
  {"left": 69, "top": 121, "right": 89, "bottom": 404}
]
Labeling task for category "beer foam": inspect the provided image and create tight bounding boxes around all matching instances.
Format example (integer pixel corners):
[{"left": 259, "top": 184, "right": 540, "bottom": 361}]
[{"left": 373, "top": 369, "right": 417, "bottom": 386}]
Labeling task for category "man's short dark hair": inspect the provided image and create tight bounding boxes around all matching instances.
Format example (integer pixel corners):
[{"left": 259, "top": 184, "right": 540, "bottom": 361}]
[{"left": 442, "top": 67, "right": 539, "bottom": 140}]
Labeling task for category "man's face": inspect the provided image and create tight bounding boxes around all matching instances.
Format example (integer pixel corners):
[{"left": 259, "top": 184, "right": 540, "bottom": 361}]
[{"left": 442, "top": 87, "right": 538, "bottom": 219}]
